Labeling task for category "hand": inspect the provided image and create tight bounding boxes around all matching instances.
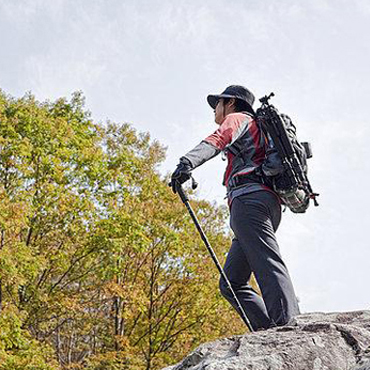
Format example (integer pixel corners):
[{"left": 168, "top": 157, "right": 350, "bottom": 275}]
[{"left": 169, "top": 158, "right": 192, "bottom": 194}]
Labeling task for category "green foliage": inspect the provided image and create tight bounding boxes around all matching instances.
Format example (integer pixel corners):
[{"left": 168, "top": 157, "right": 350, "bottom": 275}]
[
  {"left": 0, "top": 89, "right": 249, "bottom": 370},
  {"left": 0, "top": 305, "right": 59, "bottom": 370}
]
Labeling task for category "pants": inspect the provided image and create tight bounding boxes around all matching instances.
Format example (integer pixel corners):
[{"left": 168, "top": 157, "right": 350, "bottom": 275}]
[{"left": 219, "top": 191, "right": 300, "bottom": 331}]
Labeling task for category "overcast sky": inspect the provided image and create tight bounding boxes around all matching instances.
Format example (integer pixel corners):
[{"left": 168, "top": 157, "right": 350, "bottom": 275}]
[{"left": 1, "top": 0, "right": 369, "bottom": 315}]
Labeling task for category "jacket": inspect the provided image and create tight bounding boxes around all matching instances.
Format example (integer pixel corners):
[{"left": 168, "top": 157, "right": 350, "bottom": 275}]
[{"left": 182, "top": 112, "right": 277, "bottom": 205}]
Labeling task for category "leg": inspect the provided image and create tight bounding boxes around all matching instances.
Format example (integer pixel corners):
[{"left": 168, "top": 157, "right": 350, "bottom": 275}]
[
  {"left": 230, "top": 191, "right": 300, "bottom": 327},
  {"left": 219, "top": 238, "right": 271, "bottom": 330}
]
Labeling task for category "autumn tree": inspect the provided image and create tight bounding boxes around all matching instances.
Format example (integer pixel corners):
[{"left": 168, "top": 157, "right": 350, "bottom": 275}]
[{"left": 0, "top": 90, "right": 249, "bottom": 370}]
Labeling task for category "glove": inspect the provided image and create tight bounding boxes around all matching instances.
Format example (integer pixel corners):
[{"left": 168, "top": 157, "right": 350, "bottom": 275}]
[{"left": 169, "top": 157, "right": 192, "bottom": 194}]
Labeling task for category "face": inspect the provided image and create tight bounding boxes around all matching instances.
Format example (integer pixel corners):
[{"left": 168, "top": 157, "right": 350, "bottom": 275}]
[
  {"left": 214, "top": 99, "right": 224, "bottom": 125},
  {"left": 214, "top": 98, "right": 235, "bottom": 125}
]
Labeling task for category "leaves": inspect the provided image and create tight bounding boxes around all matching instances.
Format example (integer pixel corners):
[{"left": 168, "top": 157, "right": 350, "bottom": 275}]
[{"left": 0, "top": 89, "right": 249, "bottom": 370}]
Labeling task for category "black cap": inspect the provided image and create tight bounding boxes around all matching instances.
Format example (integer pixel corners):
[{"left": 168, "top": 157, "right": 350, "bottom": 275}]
[{"left": 207, "top": 85, "right": 255, "bottom": 115}]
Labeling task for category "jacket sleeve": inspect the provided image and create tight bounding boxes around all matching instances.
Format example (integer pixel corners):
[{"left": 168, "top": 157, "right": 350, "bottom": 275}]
[
  {"left": 204, "top": 113, "right": 250, "bottom": 150},
  {"left": 182, "top": 141, "right": 220, "bottom": 169},
  {"left": 182, "top": 113, "right": 250, "bottom": 169}
]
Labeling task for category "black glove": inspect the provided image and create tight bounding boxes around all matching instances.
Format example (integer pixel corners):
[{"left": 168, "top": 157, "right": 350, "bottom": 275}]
[{"left": 169, "top": 157, "right": 193, "bottom": 194}]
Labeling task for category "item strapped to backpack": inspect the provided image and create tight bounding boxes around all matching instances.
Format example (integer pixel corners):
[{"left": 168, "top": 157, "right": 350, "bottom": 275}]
[{"left": 256, "top": 93, "right": 319, "bottom": 213}]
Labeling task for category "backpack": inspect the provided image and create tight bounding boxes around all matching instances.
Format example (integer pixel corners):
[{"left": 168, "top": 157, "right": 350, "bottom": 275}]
[{"left": 256, "top": 93, "right": 319, "bottom": 213}]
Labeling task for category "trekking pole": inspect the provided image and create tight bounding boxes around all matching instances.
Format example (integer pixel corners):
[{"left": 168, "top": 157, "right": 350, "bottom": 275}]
[{"left": 175, "top": 178, "right": 254, "bottom": 332}]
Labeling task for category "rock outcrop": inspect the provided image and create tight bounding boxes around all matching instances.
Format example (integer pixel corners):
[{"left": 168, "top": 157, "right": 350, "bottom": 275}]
[{"left": 163, "top": 310, "right": 370, "bottom": 370}]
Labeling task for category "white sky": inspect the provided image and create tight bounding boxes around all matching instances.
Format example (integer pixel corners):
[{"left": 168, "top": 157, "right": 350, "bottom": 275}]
[{"left": 1, "top": 0, "right": 369, "bottom": 314}]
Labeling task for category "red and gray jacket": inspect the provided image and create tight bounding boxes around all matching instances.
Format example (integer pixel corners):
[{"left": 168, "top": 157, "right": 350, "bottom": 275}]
[{"left": 182, "top": 112, "right": 277, "bottom": 204}]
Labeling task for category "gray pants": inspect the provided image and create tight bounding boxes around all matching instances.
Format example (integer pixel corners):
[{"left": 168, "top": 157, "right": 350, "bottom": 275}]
[{"left": 219, "top": 190, "right": 300, "bottom": 330}]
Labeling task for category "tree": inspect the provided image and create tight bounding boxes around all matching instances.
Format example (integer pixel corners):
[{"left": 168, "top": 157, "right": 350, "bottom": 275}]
[{"left": 0, "top": 89, "right": 252, "bottom": 370}]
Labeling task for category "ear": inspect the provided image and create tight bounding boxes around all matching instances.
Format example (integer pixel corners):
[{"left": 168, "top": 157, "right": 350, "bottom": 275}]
[{"left": 227, "top": 98, "right": 236, "bottom": 108}]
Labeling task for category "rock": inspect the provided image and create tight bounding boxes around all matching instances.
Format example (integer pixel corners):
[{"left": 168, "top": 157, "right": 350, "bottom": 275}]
[{"left": 162, "top": 310, "right": 370, "bottom": 370}]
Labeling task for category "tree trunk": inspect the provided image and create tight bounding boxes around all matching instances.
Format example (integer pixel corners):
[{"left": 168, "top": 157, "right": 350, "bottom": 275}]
[
  {"left": 0, "top": 230, "right": 4, "bottom": 312},
  {"left": 114, "top": 295, "right": 120, "bottom": 351},
  {"left": 0, "top": 278, "right": 2, "bottom": 313}
]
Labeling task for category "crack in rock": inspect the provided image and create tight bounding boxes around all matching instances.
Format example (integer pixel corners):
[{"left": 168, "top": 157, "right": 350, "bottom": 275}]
[
  {"left": 228, "top": 337, "right": 241, "bottom": 357},
  {"left": 335, "top": 325, "right": 362, "bottom": 362},
  {"left": 174, "top": 351, "right": 204, "bottom": 369}
]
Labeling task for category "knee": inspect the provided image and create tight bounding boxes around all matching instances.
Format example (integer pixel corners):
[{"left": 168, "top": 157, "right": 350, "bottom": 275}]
[{"left": 219, "top": 276, "right": 231, "bottom": 299}]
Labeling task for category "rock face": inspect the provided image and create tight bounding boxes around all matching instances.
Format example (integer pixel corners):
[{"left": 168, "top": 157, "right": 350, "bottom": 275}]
[{"left": 162, "top": 311, "right": 370, "bottom": 370}]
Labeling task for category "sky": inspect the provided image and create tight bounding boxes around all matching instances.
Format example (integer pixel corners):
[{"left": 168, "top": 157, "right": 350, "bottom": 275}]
[{"left": 0, "top": 0, "right": 369, "bottom": 315}]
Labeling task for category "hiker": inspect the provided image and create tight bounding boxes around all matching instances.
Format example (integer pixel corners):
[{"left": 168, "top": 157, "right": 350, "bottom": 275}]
[{"left": 169, "top": 85, "right": 300, "bottom": 331}]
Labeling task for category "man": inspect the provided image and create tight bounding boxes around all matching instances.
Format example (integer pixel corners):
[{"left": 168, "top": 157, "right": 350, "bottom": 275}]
[{"left": 169, "top": 85, "right": 300, "bottom": 330}]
